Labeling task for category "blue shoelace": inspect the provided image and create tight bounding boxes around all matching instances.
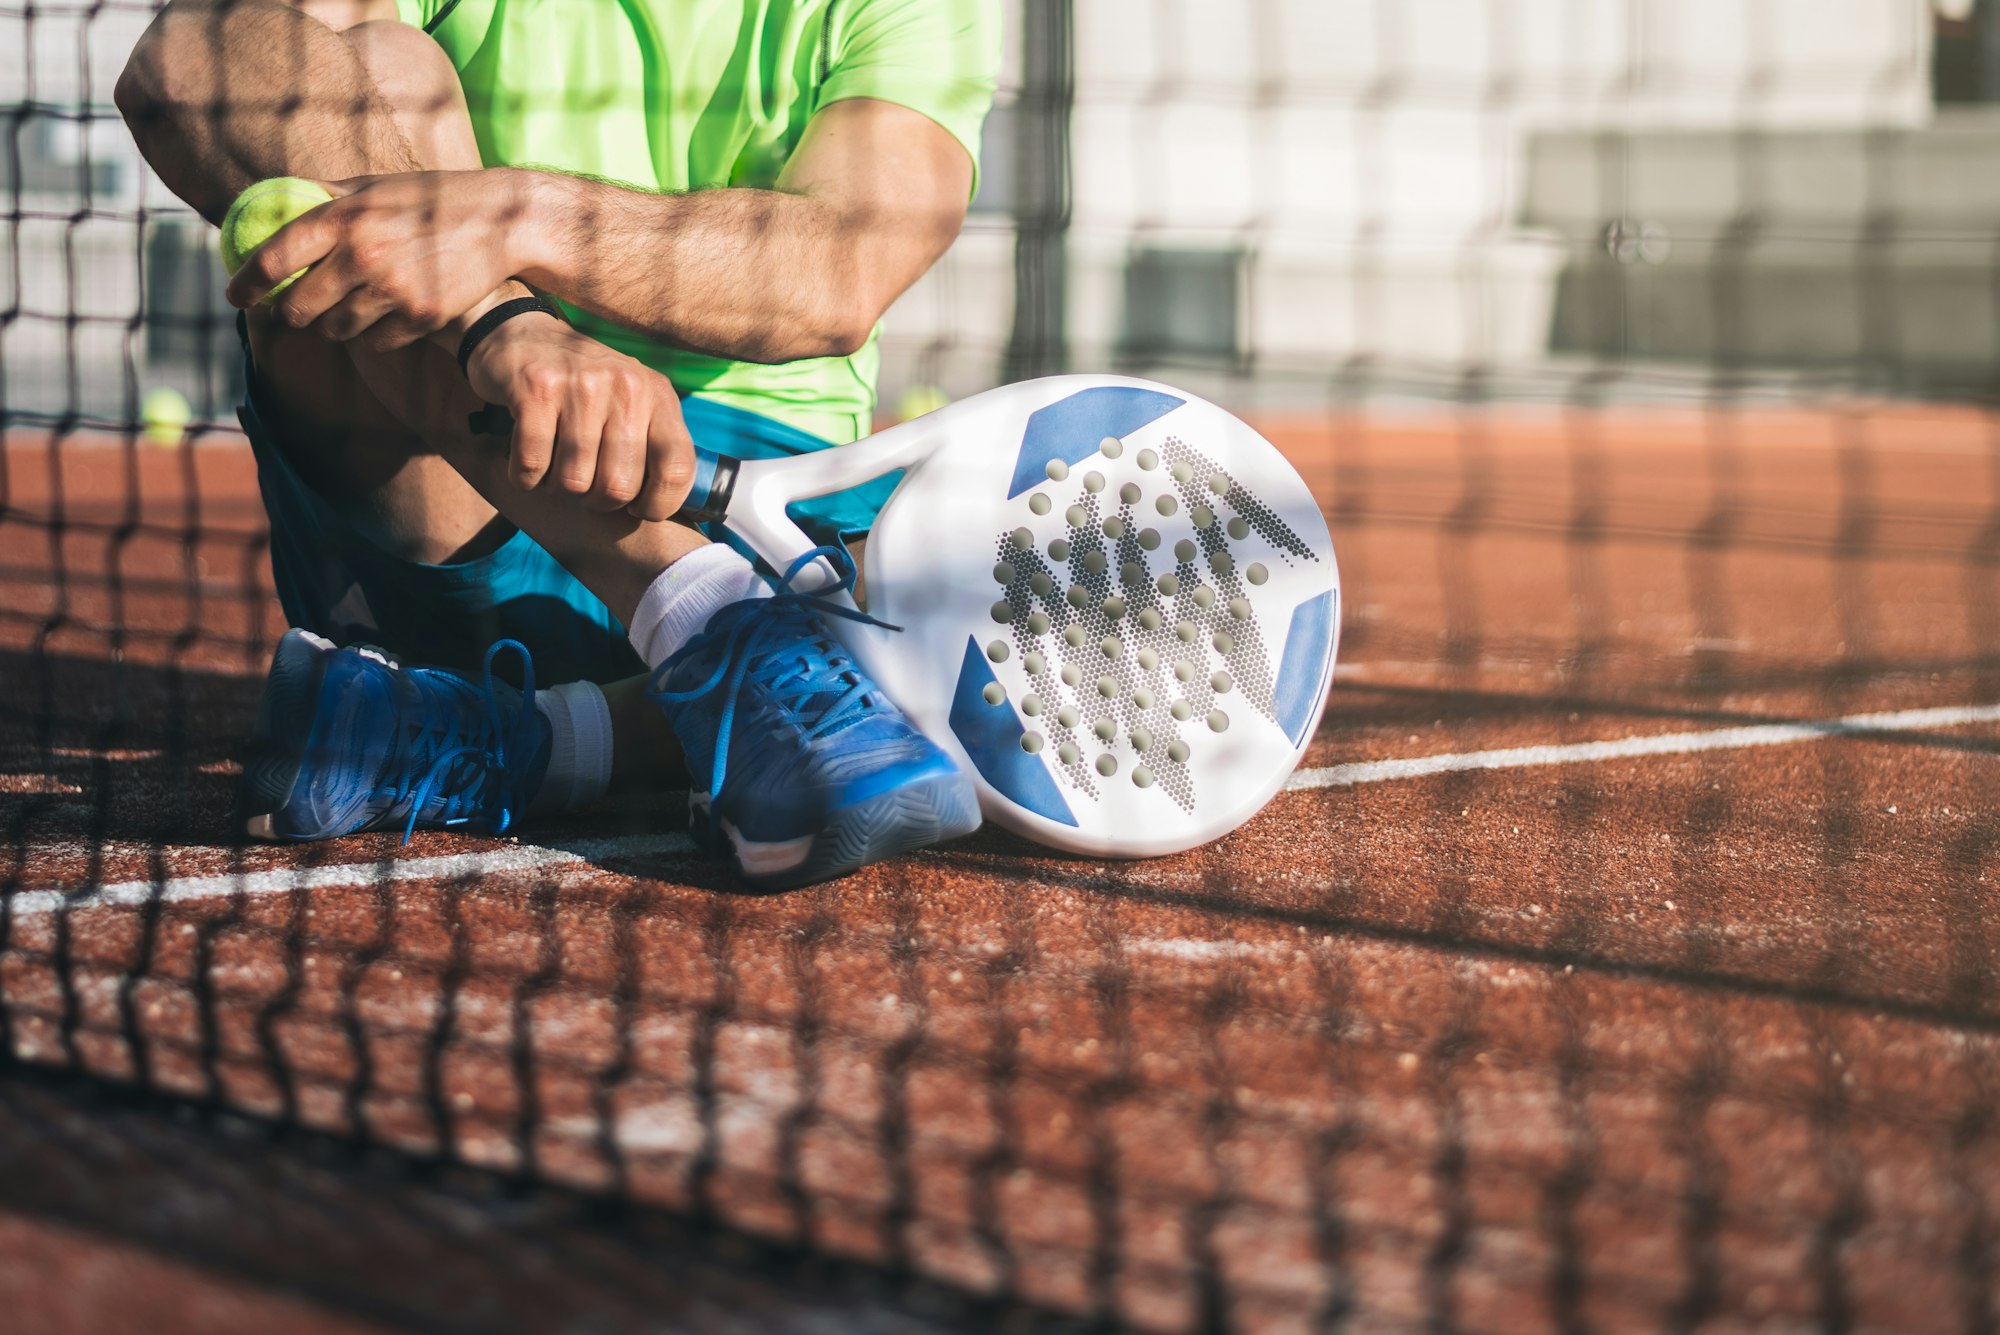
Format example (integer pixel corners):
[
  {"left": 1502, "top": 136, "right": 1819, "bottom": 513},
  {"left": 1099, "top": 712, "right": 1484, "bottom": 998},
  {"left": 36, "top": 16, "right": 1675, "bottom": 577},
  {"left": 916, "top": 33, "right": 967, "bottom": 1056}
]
[
  {"left": 648, "top": 545, "right": 898, "bottom": 804},
  {"left": 398, "top": 639, "right": 540, "bottom": 842}
]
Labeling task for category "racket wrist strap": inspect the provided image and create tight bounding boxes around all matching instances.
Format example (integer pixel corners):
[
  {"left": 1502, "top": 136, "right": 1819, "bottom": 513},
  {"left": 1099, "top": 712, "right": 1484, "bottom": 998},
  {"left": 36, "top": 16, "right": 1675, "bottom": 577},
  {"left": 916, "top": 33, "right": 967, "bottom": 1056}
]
[{"left": 456, "top": 294, "right": 566, "bottom": 378}]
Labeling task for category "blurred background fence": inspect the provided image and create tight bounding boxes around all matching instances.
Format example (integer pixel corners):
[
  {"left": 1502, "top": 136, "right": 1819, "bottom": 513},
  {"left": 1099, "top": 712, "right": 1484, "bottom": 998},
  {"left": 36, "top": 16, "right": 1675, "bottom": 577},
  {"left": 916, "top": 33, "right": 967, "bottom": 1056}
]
[{"left": 14, "top": 1, "right": 2000, "bottom": 431}]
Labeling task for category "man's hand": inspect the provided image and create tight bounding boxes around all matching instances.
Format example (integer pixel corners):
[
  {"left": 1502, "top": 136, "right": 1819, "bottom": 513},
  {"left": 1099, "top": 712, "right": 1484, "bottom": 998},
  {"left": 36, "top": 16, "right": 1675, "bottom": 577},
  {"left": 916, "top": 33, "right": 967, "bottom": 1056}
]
[
  {"left": 227, "top": 168, "right": 539, "bottom": 350},
  {"left": 463, "top": 313, "right": 696, "bottom": 521}
]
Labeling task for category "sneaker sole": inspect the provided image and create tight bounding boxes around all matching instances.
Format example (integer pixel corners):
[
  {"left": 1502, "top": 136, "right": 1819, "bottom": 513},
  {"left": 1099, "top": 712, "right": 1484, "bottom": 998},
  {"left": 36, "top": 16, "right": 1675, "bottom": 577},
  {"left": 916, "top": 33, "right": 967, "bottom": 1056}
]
[
  {"left": 720, "top": 770, "right": 981, "bottom": 891},
  {"left": 238, "top": 630, "right": 336, "bottom": 839}
]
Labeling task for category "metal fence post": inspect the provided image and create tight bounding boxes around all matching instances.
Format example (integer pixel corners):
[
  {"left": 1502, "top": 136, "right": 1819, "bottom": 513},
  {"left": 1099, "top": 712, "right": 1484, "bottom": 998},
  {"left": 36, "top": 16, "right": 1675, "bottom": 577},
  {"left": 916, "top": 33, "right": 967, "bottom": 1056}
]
[{"left": 1004, "top": 0, "right": 1073, "bottom": 382}]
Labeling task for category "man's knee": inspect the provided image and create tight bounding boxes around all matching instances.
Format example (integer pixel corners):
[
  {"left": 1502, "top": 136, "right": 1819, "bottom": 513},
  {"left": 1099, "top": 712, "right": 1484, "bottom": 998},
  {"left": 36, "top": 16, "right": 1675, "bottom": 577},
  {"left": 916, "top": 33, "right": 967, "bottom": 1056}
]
[
  {"left": 343, "top": 18, "right": 452, "bottom": 91},
  {"left": 115, "top": 4, "right": 228, "bottom": 130},
  {"left": 112, "top": 22, "right": 164, "bottom": 119},
  {"left": 343, "top": 20, "right": 479, "bottom": 168}
]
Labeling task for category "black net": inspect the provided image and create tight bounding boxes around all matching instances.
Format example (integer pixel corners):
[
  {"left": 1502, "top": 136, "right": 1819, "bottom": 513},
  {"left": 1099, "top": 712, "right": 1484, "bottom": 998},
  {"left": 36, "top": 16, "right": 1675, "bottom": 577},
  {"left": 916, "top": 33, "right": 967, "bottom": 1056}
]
[{"left": 6, "top": 1, "right": 2000, "bottom": 1331}]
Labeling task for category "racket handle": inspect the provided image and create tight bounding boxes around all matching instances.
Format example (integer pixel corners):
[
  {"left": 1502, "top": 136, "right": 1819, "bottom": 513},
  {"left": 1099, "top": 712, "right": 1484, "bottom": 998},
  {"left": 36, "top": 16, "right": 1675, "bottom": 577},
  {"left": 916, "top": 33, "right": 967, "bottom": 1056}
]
[{"left": 466, "top": 402, "right": 737, "bottom": 524}]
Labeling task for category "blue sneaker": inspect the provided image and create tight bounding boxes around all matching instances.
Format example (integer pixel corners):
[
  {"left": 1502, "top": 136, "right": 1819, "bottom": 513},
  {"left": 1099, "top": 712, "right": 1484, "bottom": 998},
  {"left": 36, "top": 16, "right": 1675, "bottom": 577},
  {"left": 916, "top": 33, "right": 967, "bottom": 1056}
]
[
  {"left": 240, "top": 630, "right": 550, "bottom": 842},
  {"left": 648, "top": 546, "right": 980, "bottom": 890}
]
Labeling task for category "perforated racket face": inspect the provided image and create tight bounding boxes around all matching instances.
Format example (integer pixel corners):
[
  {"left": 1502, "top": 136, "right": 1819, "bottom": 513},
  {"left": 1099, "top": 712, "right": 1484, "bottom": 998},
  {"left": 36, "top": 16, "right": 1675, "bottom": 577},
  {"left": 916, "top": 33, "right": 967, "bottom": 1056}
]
[{"left": 844, "top": 377, "right": 1339, "bottom": 857}]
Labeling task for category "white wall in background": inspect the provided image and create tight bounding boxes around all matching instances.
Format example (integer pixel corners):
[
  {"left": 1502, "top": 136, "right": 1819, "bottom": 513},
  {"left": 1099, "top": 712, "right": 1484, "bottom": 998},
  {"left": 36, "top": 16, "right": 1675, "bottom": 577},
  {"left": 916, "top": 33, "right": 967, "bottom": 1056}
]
[
  {"left": 0, "top": 1, "right": 1953, "bottom": 414},
  {"left": 1054, "top": 0, "right": 1934, "bottom": 380}
]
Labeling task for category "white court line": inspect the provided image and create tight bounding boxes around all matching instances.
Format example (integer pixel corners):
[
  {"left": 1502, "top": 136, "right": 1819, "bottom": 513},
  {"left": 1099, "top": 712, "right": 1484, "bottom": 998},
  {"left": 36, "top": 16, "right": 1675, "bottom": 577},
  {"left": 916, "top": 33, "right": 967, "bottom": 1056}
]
[
  {"left": 1287, "top": 702, "right": 2000, "bottom": 790},
  {"left": 7, "top": 702, "right": 1996, "bottom": 917},
  {"left": 5, "top": 833, "right": 695, "bottom": 918}
]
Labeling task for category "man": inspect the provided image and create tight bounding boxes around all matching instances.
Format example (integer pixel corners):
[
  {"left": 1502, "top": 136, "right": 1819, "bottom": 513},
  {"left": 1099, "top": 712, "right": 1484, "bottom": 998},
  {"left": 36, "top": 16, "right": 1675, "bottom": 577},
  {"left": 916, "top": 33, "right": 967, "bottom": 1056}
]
[{"left": 115, "top": 0, "right": 1000, "bottom": 887}]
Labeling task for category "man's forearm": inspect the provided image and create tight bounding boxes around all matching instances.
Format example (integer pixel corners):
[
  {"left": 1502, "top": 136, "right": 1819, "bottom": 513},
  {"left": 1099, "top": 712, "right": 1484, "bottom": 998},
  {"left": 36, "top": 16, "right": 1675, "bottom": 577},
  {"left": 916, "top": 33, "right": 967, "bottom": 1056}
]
[{"left": 509, "top": 171, "right": 906, "bottom": 365}]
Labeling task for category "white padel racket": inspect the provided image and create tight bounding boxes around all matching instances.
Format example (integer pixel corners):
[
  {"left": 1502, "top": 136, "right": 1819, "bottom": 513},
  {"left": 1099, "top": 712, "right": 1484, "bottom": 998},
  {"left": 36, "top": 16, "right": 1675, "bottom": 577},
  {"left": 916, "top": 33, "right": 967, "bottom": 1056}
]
[{"left": 482, "top": 375, "right": 1339, "bottom": 857}]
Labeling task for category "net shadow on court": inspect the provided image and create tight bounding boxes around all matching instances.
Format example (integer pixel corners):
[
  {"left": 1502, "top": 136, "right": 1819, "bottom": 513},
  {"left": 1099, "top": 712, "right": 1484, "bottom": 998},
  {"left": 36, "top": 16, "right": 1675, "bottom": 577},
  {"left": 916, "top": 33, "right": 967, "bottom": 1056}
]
[
  {"left": 10, "top": 0, "right": 2000, "bottom": 1329},
  {"left": 5, "top": 434, "right": 2000, "bottom": 1330}
]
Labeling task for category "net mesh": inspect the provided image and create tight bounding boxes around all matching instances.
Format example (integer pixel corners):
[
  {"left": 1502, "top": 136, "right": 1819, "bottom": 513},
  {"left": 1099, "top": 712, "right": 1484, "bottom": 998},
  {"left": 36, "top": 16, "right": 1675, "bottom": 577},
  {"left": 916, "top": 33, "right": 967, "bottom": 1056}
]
[{"left": 6, "top": 1, "right": 2000, "bottom": 1331}]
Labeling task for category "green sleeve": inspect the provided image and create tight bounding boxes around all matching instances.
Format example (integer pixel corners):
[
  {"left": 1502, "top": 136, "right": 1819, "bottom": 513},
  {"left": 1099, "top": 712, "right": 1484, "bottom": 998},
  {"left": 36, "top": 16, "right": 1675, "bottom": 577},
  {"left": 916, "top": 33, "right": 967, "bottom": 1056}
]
[
  {"left": 817, "top": 0, "right": 1002, "bottom": 191},
  {"left": 392, "top": 0, "right": 440, "bottom": 28}
]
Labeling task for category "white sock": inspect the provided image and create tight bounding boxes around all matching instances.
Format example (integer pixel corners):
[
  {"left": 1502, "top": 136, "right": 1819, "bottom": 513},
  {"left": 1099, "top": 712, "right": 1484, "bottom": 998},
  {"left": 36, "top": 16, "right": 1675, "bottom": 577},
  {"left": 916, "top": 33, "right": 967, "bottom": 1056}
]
[
  {"left": 530, "top": 680, "right": 613, "bottom": 813},
  {"left": 626, "top": 543, "right": 769, "bottom": 669}
]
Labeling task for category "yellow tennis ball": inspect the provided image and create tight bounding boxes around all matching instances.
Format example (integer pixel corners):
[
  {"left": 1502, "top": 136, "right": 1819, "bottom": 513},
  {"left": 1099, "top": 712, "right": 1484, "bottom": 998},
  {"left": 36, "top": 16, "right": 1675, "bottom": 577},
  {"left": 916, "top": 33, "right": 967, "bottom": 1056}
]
[
  {"left": 219, "top": 176, "right": 333, "bottom": 300},
  {"left": 140, "top": 386, "right": 191, "bottom": 448},
  {"left": 896, "top": 384, "right": 951, "bottom": 422}
]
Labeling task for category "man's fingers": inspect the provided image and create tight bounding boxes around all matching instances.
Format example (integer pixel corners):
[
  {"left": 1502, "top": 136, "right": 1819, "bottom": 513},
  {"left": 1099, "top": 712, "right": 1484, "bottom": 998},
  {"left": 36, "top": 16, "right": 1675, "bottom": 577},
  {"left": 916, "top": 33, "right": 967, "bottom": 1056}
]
[
  {"left": 508, "top": 376, "right": 561, "bottom": 490},
  {"left": 267, "top": 261, "right": 358, "bottom": 333},
  {"left": 467, "top": 325, "right": 695, "bottom": 517},
  {"left": 359, "top": 307, "right": 439, "bottom": 353},
  {"left": 628, "top": 403, "right": 697, "bottom": 521},
  {"left": 549, "top": 395, "right": 607, "bottom": 496},
  {"left": 586, "top": 406, "right": 648, "bottom": 512},
  {"left": 225, "top": 210, "right": 339, "bottom": 307},
  {"left": 310, "top": 285, "right": 396, "bottom": 344}
]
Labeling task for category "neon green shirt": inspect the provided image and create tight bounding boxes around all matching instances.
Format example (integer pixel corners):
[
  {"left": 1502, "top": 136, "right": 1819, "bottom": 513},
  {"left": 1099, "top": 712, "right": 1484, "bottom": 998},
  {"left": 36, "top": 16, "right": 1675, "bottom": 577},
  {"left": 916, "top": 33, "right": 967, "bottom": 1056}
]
[{"left": 392, "top": 0, "right": 1000, "bottom": 443}]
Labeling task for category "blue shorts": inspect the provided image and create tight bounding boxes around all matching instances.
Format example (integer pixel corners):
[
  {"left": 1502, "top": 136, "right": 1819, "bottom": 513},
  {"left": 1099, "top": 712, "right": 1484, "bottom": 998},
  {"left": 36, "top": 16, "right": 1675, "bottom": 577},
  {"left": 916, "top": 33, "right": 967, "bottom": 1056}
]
[{"left": 239, "top": 333, "right": 892, "bottom": 685}]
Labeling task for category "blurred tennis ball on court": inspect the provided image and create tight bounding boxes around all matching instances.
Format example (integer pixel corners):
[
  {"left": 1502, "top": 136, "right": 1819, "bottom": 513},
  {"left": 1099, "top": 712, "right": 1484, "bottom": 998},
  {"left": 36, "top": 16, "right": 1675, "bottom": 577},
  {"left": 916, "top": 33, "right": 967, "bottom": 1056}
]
[
  {"left": 896, "top": 384, "right": 950, "bottom": 422},
  {"left": 219, "top": 176, "right": 333, "bottom": 299},
  {"left": 140, "top": 386, "right": 191, "bottom": 448}
]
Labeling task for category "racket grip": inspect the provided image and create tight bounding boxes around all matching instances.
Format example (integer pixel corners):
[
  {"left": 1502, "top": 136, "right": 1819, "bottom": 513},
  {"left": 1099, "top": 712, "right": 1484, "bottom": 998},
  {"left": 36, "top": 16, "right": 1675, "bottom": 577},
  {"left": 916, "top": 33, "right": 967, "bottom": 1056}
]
[{"left": 466, "top": 402, "right": 736, "bottom": 523}]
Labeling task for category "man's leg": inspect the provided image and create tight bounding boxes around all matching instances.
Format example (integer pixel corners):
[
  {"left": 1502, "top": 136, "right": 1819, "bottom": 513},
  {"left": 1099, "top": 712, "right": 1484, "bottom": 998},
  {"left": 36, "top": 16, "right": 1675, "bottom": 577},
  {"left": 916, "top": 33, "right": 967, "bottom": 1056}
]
[
  {"left": 121, "top": 6, "right": 687, "bottom": 779},
  {"left": 120, "top": 4, "right": 978, "bottom": 883}
]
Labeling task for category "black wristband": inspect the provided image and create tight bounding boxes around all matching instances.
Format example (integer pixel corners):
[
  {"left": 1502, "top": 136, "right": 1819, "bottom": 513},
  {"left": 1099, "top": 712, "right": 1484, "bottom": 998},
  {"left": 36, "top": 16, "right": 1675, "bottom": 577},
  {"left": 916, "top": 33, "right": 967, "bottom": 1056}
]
[{"left": 456, "top": 295, "right": 564, "bottom": 378}]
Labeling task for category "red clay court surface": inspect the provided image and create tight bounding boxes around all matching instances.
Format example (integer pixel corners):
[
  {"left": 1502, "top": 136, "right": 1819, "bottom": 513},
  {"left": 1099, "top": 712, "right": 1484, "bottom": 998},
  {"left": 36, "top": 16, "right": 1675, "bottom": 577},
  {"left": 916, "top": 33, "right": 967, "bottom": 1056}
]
[{"left": 2, "top": 401, "right": 1999, "bottom": 1333}]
